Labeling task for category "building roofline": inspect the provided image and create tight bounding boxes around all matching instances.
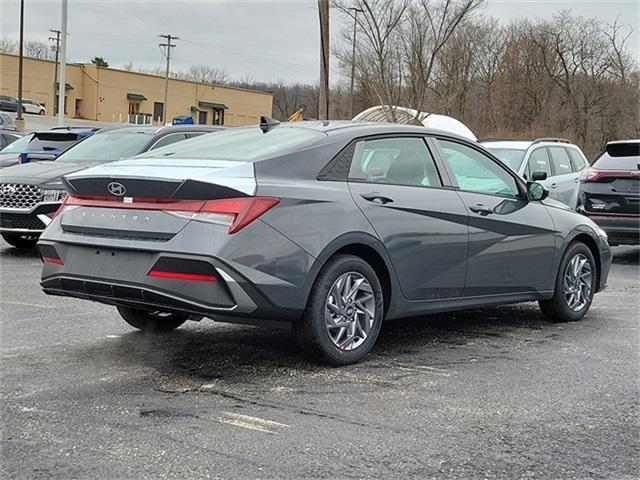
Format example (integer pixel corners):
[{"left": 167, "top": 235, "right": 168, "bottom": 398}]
[{"left": 0, "top": 52, "right": 272, "bottom": 98}]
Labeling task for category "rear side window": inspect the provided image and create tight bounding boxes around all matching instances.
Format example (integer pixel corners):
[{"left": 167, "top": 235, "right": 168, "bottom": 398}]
[
  {"left": 136, "top": 127, "right": 325, "bottom": 161},
  {"left": 548, "top": 146, "right": 572, "bottom": 175},
  {"left": 567, "top": 148, "right": 588, "bottom": 172},
  {"left": 149, "top": 133, "right": 188, "bottom": 150},
  {"left": 349, "top": 137, "right": 442, "bottom": 187}
]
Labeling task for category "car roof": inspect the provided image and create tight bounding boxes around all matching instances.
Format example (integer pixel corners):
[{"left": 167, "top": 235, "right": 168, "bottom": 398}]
[
  {"left": 481, "top": 141, "right": 532, "bottom": 150},
  {"left": 253, "top": 120, "right": 474, "bottom": 142},
  {"left": 91, "top": 124, "right": 224, "bottom": 136},
  {"left": 607, "top": 139, "right": 640, "bottom": 145}
]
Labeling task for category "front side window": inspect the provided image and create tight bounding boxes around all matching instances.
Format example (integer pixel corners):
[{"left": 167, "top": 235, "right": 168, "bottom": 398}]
[
  {"left": 438, "top": 139, "right": 519, "bottom": 198},
  {"left": 486, "top": 148, "right": 526, "bottom": 172},
  {"left": 349, "top": 137, "right": 442, "bottom": 187},
  {"left": 526, "top": 148, "right": 551, "bottom": 179},
  {"left": 548, "top": 146, "right": 573, "bottom": 175}
]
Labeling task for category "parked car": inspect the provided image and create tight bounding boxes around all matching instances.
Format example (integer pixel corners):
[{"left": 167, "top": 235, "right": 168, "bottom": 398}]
[
  {"left": 577, "top": 139, "right": 640, "bottom": 246},
  {"left": 0, "top": 130, "right": 24, "bottom": 150},
  {"left": 479, "top": 138, "right": 589, "bottom": 208},
  {"left": 0, "top": 95, "right": 18, "bottom": 112},
  {"left": 11, "top": 127, "right": 99, "bottom": 166},
  {"left": 0, "top": 112, "right": 17, "bottom": 130},
  {"left": 37, "top": 121, "right": 611, "bottom": 365},
  {"left": 21, "top": 99, "right": 46, "bottom": 115},
  {"left": 0, "top": 132, "right": 33, "bottom": 168},
  {"left": 0, "top": 124, "right": 222, "bottom": 248}
]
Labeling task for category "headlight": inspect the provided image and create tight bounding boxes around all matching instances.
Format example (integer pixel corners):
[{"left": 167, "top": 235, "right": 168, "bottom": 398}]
[{"left": 42, "top": 189, "right": 68, "bottom": 202}]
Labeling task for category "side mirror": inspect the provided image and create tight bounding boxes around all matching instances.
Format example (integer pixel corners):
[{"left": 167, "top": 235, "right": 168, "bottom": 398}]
[
  {"left": 528, "top": 182, "right": 549, "bottom": 201},
  {"left": 531, "top": 170, "right": 547, "bottom": 181}
]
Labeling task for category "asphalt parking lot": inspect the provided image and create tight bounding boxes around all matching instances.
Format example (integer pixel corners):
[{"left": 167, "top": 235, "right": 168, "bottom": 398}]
[{"left": 1, "top": 240, "right": 638, "bottom": 479}]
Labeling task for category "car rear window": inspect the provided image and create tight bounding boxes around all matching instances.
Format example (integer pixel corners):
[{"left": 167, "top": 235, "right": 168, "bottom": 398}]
[
  {"left": 136, "top": 127, "right": 326, "bottom": 161},
  {"left": 56, "top": 130, "right": 154, "bottom": 163},
  {"left": 27, "top": 132, "right": 81, "bottom": 152},
  {"left": 593, "top": 143, "right": 640, "bottom": 170},
  {"left": 485, "top": 148, "right": 526, "bottom": 171}
]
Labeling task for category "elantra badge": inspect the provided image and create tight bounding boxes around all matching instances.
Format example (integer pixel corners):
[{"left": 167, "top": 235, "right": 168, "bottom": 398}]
[{"left": 107, "top": 181, "right": 126, "bottom": 196}]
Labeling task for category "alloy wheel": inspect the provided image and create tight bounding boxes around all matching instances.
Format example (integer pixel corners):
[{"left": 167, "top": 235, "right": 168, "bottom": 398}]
[
  {"left": 325, "top": 272, "right": 376, "bottom": 351},
  {"left": 563, "top": 253, "right": 593, "bottom": 311}
]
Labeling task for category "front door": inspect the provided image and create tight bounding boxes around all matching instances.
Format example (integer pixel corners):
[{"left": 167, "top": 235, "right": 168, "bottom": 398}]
[
  {"left": 348, "top": 136, "right": 468, "bottom": 300},
  {"left": 198, "top": 110, "right": 208, "bottom": 125},
  {"left": 435, "top": 138, "right": 556, "bottom": 296}
]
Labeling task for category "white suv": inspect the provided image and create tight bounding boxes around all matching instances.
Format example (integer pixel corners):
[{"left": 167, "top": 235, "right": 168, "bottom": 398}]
[{"left": 480, "top": 138, "right": 589, "bottom": 209}]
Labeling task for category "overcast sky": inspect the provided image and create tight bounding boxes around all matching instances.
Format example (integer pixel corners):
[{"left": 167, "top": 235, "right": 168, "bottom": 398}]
[{"left": 1, "top": 0, "right": 638, "bottom": 85}]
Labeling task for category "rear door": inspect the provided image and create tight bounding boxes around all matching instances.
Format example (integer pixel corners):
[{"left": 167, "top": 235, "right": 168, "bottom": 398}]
[
  {"left": 348, "top": 136, "right": 469, "bottom": 300},
  {"left": 547, "top": 146, "right": 577, "bottom": 206},
  {"left": 434, "top": 138, "right": 556, "bottom": 296}
]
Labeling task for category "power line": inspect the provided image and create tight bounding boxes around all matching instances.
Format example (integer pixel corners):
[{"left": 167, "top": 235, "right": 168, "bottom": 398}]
[{"left": 158, "top": 33, "right": 178, "bottom": 123}]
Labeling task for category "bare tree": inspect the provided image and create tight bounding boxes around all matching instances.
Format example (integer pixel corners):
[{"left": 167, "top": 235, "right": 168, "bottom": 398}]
[{"left": 186, "top": 64, "right": 229, "bottom": 85}]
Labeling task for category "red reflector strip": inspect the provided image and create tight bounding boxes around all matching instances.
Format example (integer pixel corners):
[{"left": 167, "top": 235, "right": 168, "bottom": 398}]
[
  {"left": 147, "top": 270, "right": 219, "bottom": 282},
  {"left": 42, "top": 256, "right": 63, "bottom": 265}
]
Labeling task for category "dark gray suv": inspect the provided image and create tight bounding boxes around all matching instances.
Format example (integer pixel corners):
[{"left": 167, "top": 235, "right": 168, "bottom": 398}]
[{"left": 38, "top": 121, "right": 611, "bottom": 365}]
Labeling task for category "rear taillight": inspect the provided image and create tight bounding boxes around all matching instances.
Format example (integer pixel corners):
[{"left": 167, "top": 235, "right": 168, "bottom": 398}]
[
  {"left": 54, "top": 195, "right": 280, "bottom": 234},
  {"left": 147, "top": 270, "right": 218, "bottom": 282},
  {"left": 198, "top": 197, "right": 280, "bottom": 234},
  {"left": 582, "top": 168, "right": 637, "bottom": 182}
]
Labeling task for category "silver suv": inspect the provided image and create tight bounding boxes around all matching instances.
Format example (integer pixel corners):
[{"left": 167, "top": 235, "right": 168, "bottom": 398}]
[{"left": 480, "top": 138, "right": 589, "bottom": 209}]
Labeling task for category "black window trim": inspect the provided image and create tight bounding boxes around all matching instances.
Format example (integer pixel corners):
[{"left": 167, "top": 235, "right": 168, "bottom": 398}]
[
  {"left": 433, "top": 135, "right": 528, "bottom": 200},
  {"left": 318, "top": 132, "right": 457, "bottom": 190}
]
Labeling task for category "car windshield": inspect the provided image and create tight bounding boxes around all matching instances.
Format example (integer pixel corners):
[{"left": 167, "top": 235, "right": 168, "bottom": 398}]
[
  {"left": 0, "top": 134, "right": 33, "bottom": 153},
  {"left": 486, "top": 148, "right": 526, "bottom": 171},
  {"left": 593, "top": 143, "right": 640, "bottom": 170},
  {"left": 136, "top": 127, "right": 326, "bottom": 161},
  {"left": 56, "top": 130, "right": 154, "bottom": 163}
]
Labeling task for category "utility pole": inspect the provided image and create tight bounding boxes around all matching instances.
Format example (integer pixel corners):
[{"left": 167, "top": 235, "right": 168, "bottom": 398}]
[
  {"left": 16, "top": 0, "right": 25, "bottom": 130},
  {"left": 49, "top": 29, "right": 61, "bottom": 115},
  {"left": 159, "top": 34, "right": 178, "bottom": 124},
  {"left": 57, "top": 0, "right": 68, "bottom": 126},
  {"left": 348, "top": 7, "right": 363, "bottom": 119},
  {"left": 318, "top": 0, "right": 329, "bottom": 120}
]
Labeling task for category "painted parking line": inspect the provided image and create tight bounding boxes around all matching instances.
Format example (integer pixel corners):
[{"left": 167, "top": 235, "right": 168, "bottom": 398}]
[{"left": 218, "top": 412, "right": 290, "bottom": 434}]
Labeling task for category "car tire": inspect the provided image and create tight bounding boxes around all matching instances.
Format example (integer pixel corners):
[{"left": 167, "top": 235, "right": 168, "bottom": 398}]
[
  {"left": 293, "top": 254, "right": 384, "bottom": 366},
  {"left": 117, "top": 306, "right": 188, "bottom": 333},
  {"left": 39, "top": 110, "right": 45, "bottom": 116},
  {"left": 539, "top": 242, "right": 597, "bottom": 322},
  {"left": 1, "top": 233, "right": 39, "bottom": 249}
]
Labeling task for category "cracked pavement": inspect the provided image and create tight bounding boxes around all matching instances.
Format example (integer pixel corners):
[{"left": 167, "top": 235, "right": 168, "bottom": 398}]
[{"left": 1, "top": 241, "right": 638, "bottom": 479}]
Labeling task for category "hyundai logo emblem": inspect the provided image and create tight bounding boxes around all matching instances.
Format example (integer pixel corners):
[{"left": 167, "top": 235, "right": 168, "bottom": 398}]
[
  {"left": 107, "top": 181, "right": 126, "bottom": 196},
  {"left": 0, "top": 185, "right": 17, "bottom": 197}
]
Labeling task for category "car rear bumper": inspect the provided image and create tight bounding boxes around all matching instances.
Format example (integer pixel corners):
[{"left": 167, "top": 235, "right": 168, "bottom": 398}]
[
  {"left": 38, "top": 240, "right": 303, "bottom": 325},
  {"left": 580, "top": 211, "right": 640, "bottom": 245}
]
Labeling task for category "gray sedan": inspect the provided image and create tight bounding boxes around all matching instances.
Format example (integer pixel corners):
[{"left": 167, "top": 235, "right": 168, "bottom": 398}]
[{"left": 38, "top": 121, "right": 611, "bottom": 365}]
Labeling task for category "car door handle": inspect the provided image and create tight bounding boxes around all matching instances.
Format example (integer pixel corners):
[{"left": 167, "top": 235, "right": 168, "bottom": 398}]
[
  {"left": 574, "top": 177, "right": 580, "bottom": 183},
  {"left": 360, "top": 193, "right": 394, "bottom": 205},
  {"left": 469, "top": 204, "right": 494, "bottom": 216},
  {"left": 550, "top": 182, "right": 558, "bottom": 189}
]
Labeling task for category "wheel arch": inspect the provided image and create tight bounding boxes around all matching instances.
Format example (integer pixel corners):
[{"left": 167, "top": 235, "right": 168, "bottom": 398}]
[
  {"left": 566, "top": 232, "right": 602, "bottom": 292},
  {"left": 306, "top": 232, "right": 400, "bottom": 317}
]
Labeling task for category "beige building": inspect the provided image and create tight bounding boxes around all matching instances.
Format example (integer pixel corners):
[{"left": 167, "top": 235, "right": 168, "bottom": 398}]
[{"left": 0, "top": 53, "right": 272, "bottom": 126}]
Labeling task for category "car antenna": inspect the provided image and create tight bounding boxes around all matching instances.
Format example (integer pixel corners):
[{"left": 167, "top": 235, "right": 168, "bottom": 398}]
[{"left": 259, "top": 116, "right": 280, "bottom": 133}]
